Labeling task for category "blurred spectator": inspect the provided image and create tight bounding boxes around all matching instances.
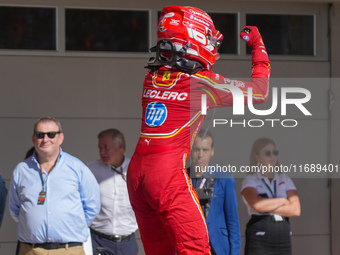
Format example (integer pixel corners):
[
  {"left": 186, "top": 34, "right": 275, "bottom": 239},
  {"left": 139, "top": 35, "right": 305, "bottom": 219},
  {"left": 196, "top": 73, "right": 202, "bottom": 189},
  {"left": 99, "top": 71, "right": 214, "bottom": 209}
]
[
  {"left": 88, "top": 128, "right": 138, "bottom": 255},
  {"left": 188, "top": 129, "right": 241, "bottom": 255},
  {"left": 241, "top": 138, "right": 301, "bottom": 255},
  {"left": 187, "top": 129, "right": 215, "bottom": 217}
]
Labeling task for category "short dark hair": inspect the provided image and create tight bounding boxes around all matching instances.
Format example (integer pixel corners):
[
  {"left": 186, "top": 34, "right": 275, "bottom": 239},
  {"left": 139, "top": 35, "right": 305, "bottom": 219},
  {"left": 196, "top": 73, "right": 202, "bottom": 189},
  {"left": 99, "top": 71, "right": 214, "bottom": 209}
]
[
  {"left": 98, "top": 128, "right": 126, "bottom": 151},
  {"left": 33, "top": 117, "right": 62, "bottom": 133},
  {"left": 196, "top": 129, "right": 214, "bottom": 148}
]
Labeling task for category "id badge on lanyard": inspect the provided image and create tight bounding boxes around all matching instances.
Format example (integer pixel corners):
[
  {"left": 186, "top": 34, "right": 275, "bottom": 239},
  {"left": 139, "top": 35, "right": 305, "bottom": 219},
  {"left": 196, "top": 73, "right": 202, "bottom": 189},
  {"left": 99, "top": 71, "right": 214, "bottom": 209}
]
[
  {"left": 37, "top": 191, "right": 46, "bottom": 205},
  {"left": 37, "top": 165, "right": 47, "bottom": 205},
  {"left": 37, "top": 159, "right": 57, "bottom": 205}
]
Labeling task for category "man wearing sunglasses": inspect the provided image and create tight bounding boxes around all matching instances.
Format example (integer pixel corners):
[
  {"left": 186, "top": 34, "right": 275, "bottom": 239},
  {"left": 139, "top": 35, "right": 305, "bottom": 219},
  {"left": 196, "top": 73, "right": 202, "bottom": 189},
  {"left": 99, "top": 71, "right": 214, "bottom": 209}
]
[
  {"left": 87, "top": 129, "right": 138, "bottom": 255},
  {"left": 9, "top": 117, "right": 100, "bottom": 255}
]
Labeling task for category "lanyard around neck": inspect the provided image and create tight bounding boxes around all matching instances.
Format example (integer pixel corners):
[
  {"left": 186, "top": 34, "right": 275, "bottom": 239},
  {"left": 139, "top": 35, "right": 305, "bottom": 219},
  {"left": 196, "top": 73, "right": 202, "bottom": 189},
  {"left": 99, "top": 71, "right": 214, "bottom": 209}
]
[
  {"left": 39, "top": 159, "right": 58, "bottom": 191},
  {"left": 111, "top": 166, "right": 126, "bottom": 181},
  {"left": 261, "top": 178, "right": 277, "bottom": 198}
]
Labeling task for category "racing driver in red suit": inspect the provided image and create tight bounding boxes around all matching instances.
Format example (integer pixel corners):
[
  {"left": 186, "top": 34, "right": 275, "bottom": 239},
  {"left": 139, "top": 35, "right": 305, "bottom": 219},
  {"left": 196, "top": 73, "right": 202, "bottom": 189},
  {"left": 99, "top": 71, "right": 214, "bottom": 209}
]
[{"left": 127, "top": 5, "right": 271, "bottom": 255}]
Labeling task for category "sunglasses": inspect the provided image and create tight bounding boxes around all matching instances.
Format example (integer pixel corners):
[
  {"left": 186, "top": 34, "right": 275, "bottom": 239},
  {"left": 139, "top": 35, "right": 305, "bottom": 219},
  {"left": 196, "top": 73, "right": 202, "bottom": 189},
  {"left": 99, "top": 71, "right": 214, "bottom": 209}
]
[
  {"left": 264, "top": 149, "right": 279, "bottom": 157},
  {"left": 34, "top": 131, "right": 61, "bottom": 139}
]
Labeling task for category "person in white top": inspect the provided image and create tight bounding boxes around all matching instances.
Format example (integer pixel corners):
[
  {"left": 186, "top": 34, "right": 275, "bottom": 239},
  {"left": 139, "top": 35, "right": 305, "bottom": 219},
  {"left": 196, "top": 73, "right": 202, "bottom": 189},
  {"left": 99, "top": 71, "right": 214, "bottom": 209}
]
[
  {"left": 241, "top": 138, "right": 301, "bottom": 255},
  {"left": 88, "top": 129, "right": 138, "bottom": 255}
]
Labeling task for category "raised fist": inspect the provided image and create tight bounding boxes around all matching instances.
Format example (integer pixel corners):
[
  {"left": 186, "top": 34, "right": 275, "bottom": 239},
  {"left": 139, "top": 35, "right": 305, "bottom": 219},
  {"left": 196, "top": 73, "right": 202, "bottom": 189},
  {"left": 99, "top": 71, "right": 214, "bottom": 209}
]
[{"left": 240, "top": 26, "right": 264, "bottom": 50}]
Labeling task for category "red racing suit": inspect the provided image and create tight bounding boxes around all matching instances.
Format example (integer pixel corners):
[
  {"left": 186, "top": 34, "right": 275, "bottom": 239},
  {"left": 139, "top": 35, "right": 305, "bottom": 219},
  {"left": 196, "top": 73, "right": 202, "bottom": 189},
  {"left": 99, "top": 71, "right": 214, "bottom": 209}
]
[{"left": 127, "top": 44, "right": 270, "bottom": 255}]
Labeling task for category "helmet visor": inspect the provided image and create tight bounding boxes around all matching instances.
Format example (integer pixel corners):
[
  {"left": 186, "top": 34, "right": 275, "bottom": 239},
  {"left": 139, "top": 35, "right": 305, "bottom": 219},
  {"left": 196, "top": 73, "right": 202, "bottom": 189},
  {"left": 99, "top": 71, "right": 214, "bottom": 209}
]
[{"left": 211, "top": 30, "right": 223, "bottom": 50}]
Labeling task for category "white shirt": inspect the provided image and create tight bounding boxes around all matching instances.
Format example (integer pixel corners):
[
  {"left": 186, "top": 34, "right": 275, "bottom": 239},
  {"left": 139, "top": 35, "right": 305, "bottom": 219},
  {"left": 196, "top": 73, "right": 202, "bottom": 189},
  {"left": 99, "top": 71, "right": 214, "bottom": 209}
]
[
  {"left": 241, "top": 172, "right": 296, "bottom": 216},
  {"left": 88, "top": 157, "right": 138, "bottom": 236},
  {"left": 83, "top": 228, "right": 93, "bottom": 255}
]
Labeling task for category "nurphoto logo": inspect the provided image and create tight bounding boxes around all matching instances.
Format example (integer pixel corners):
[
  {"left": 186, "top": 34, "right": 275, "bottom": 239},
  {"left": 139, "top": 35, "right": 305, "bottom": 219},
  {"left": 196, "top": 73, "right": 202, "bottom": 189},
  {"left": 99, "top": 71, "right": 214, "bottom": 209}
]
[{"left": 201, "top": 85, "right": 312, "bottom": 128}]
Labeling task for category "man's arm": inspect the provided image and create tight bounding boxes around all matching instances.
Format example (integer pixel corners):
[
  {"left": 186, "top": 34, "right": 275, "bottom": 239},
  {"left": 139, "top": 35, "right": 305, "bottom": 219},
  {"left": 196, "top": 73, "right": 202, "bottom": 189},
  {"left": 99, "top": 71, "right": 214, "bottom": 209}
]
[
  {"left": 79, "top": 165, "right": 100, "bottom": 227},
  {"left": 9, "top": 170, "right": 20, "bottom": 223},
  {"left": 221, "top": 178, "right": 241, "bottom": 255},
  {"left": 197, "top": 26, "right": 270, "bottom": 111}
]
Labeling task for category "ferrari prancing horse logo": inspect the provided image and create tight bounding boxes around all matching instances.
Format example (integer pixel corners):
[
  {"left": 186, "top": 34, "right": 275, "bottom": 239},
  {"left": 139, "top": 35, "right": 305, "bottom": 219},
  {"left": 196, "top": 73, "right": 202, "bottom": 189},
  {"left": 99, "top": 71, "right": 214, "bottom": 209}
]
[{"left": 162, "top": 72, "right": 171, "bottom": 81}]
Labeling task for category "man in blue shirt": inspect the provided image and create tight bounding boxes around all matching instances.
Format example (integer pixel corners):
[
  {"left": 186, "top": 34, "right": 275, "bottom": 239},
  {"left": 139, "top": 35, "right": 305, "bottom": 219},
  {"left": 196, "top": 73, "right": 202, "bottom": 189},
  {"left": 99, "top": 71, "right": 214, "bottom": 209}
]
[
  {"left": 9, "top": 117, "right": 100, "bottom": 255},
  {"left": 0, "top": 175, "right": 7, "bottom": 228},
  {"left": 188, "top": 129, "right": 241, "bottom": 255}
]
